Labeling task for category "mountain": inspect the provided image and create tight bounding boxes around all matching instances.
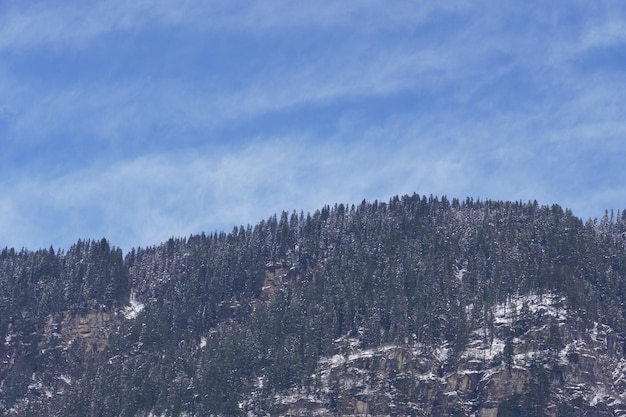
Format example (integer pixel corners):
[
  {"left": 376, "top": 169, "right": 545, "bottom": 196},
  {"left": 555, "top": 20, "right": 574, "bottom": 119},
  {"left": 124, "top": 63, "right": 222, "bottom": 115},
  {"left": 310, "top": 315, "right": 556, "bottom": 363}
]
[{"left": 2, "top": 194, "right": 626, "bottom": 416}]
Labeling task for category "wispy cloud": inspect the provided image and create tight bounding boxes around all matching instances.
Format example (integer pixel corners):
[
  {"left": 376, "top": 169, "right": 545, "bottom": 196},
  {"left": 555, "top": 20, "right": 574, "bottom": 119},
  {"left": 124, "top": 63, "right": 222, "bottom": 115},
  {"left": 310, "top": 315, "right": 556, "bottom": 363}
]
[
  {"left": 1, "top": 1, "right": 625, "bottom": 251},
  {"left": 579, "top": 18, "right": 626, "bottom": 50},
  {"left": 0, "top": 0, "right": 463, "bottom": 52},
  {"left": 0, "top": 135, "right": 472, "bottom": 250}
]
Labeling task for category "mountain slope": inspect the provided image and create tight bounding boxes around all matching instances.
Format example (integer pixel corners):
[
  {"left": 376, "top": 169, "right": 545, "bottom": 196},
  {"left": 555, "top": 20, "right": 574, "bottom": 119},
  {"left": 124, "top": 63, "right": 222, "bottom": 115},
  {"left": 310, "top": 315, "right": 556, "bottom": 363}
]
[
  {"left": 260, "top": 293, "right": 626, "bottom": 416},
  {"left": 2, "top": 194, "right": 626, "bottom": 416}
]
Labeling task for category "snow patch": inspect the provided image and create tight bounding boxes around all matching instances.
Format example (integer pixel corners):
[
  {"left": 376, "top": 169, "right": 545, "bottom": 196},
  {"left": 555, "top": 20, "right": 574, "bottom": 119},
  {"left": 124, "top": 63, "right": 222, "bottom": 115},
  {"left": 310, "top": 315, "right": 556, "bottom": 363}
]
[
  {"left": 590, "top": 386, "right": 607, "bottom": 407},
  {"left": 5, "top": 333, "right": 16, "bottom": 345},
  {"left": 123, "top": 289, "right": 145, "bottom": 319},
  {"left": 434, "top": 346, "right": 450, "bottom": 362},
  {"left": 491, "top": 293, "right": 567, "bottom": 328},
  {"left": 463, "top": 337, "right": 505, "bottom": 362},
  {"left": 454, "top": 262, "right": 467, "bottom": 281},
  {"left": 613, "top": 359, "right": 626, "bottom": 384},
  {"left": 57, "top": 374, "right": 72, "bottom": 385},
  {"left": 321, "top": 354, "right": 346, "bottom": 368}
]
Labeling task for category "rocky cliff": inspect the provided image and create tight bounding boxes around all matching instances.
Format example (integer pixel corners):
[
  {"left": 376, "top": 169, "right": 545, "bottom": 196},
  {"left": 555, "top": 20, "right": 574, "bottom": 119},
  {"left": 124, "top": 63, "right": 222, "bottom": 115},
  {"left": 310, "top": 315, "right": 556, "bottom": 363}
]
[{"left": 251, "top": 293, "right": 626, "bottom": 417}]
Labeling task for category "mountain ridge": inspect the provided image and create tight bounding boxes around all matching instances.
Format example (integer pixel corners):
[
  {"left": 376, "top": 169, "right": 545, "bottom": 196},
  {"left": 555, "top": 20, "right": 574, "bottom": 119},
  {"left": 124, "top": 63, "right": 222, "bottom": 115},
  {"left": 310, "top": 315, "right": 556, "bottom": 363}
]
[{"left": 2, "top": 194, "right": 626, "bottom": 416}]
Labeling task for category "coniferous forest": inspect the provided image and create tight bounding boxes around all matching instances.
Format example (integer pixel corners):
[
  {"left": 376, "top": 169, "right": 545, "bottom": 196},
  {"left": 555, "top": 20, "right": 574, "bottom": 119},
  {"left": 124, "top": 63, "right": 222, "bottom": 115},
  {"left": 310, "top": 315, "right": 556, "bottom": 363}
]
[{"left": 2, "top": 194, "right": 626, "bottom": 416}]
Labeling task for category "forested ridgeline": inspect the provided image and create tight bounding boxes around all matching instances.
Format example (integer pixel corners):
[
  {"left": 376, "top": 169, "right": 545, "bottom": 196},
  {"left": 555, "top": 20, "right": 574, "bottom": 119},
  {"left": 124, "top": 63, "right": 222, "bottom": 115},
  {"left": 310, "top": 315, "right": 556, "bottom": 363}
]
[{"left": 2, "top": 194, "right": 626, "bottom": 415}]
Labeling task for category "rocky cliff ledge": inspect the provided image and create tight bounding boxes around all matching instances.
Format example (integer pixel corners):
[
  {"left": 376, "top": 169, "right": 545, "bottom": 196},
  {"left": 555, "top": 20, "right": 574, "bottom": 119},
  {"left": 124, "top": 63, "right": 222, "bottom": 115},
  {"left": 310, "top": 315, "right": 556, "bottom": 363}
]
[{"left": 247, "top": 294, "right": 626, "bottom": 417}]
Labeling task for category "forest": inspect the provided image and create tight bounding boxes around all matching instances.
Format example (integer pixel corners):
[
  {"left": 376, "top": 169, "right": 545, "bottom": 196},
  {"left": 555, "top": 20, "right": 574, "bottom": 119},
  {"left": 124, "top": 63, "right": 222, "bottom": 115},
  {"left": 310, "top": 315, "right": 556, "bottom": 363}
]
[{"left": 2, "top": 194, "right": 626, "bottom": 416}]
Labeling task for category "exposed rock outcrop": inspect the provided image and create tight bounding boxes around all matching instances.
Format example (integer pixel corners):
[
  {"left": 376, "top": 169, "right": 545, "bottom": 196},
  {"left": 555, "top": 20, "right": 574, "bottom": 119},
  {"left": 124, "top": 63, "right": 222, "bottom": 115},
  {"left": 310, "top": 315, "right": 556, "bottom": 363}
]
[{"left": 248, "top": 294, "right": 626, "bottom": 417}]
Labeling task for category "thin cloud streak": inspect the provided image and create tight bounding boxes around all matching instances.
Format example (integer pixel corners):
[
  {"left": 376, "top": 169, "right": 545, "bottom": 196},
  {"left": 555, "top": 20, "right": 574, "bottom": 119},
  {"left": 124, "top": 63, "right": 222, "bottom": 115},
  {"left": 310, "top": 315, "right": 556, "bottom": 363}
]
[
  {"left": 0, "top": 0, "right": 458, "bottom": 52},
  {"left": 1, "top": 1, "right": 625, "bottom": 251},
  {"left": 0, "top": 138, "right": 471, "bottom": 251},
  {"left": 3, "top": 117, "right": 618, "bottom": 252},
  {"left": 1, "top": 42, "right": 459, "bottom": 150}
]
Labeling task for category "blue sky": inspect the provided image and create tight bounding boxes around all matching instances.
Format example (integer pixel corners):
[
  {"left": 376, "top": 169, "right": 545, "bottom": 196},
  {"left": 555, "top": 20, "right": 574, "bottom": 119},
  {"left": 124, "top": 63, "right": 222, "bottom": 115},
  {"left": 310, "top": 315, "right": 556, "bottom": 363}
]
[{"left": 1, "top": 1, "right": 625, "bottom": 252}]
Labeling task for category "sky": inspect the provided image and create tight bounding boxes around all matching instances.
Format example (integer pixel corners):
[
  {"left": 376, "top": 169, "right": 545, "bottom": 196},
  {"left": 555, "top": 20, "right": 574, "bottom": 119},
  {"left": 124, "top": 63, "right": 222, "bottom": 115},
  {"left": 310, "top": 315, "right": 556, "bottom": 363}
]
[{"left": 1, "top": 1, "right": 625, "bottom": 252}]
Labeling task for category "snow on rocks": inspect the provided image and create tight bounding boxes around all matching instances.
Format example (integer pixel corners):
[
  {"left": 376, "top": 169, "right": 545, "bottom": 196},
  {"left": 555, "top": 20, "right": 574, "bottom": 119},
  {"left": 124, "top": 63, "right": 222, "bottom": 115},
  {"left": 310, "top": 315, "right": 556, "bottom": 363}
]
[{"left": 122, "top": 289, "right": 145, "bottom": 319}]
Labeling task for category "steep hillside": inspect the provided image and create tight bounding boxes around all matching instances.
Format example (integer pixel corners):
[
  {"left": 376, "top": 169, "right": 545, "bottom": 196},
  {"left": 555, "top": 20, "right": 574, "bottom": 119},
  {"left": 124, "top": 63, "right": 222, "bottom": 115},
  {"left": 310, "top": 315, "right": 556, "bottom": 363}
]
[
  {"left": 2, "top": 194, "right": 626, "bottom": 416},
  {"left": 259, "top": 293, "right": 626, "bottom": 416}
]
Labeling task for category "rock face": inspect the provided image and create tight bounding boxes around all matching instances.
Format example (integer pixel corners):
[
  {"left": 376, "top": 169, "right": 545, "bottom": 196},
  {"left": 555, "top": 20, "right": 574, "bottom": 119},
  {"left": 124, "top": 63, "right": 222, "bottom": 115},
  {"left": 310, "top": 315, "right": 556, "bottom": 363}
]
[
  {"left": 55, "top": 309, "right": 118, "bottom": 353},
  {"left": 249, "top": 294, "right": 626, "bottom": 417},
  {"left": 1, "top": 308, "right": 122, "bottom": 413}
]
